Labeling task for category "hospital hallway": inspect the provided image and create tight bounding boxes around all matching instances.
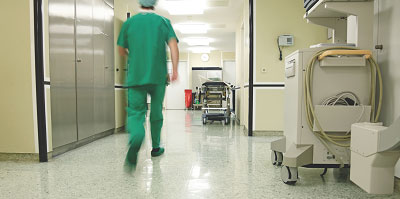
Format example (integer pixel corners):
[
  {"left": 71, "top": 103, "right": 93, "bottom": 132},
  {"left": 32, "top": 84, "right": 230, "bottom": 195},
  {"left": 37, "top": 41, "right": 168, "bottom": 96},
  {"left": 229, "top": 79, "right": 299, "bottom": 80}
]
[{"left": 0, "top": 110, "right": 398, "bottom": 199}]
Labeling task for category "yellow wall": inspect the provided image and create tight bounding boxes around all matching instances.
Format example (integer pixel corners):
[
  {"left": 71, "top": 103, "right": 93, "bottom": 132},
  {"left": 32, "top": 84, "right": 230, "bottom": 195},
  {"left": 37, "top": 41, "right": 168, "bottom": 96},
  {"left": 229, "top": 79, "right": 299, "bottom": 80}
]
[
  {"left": 235, "top": 0, "right": 249, "bottom": 128},
  {"left": 114, "top": 0, "right": 136, "bottom": 86},
  {"left": 114, "top": 0, "right": 136, "bottom": 129},
  {"left": 0, "top": 0, "right": 38, "bottom": 153},
  {"left": 114, "top": 89, "right": 127, "bottom": 128},
  {"left": 235, "top": 21, "right": 243, "bottom": 123},
  {"left": 222, "top": 52, "right": 236, "bottom": 61},
  {"left": 253, "top": 0, "right": 328, "bottom": 132},
  {"left": 189, "top": 51, "right": 223, "bottom": 68},
  {"left": 167, "top": 52, "right": 189, "bottom": 61},
  {"left": 187, "top": 51, "right": 234, "bottom": 89},
  {"left": 254, "top": 0, "right": 328, "bottom": 83}
]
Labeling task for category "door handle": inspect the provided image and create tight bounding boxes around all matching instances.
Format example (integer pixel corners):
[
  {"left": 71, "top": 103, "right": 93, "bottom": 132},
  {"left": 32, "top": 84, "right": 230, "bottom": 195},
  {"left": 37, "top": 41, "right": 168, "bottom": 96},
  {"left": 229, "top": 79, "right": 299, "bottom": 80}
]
[
  {"left": 76, "top": 59, "right": 82, "bottom": 63},
  {"left": 101, "top": 32, "right": 109, "bottom": 37}
]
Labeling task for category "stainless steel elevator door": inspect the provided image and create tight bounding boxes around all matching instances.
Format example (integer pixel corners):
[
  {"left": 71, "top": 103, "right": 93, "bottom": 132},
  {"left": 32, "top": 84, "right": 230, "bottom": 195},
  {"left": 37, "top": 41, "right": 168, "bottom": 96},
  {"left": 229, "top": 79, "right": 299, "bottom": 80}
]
[
  {"left": 76, "top": 0, "right": 95, "bottom": 140},
  {"left": 50, "top": 0, "right": 115, "bottom": 149},
  {"left": 49, "top": 0, "right": 78, "bottom": 148}
]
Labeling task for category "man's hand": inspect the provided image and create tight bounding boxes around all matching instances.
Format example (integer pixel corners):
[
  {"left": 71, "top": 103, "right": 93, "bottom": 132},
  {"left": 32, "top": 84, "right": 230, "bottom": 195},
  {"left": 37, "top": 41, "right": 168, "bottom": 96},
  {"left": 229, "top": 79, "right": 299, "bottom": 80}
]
[
  {"left": 118, "top": 46, "right": 128, "bottom": 56},
  {"left": 171, "top": 70, "right": 178, "bottom": 82}
]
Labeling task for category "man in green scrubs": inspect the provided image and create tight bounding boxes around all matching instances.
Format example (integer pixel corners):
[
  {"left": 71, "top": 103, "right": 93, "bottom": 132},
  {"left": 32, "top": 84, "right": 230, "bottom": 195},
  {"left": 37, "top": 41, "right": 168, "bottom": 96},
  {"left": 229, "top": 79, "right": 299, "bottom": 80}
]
[{"left": 117, "top": 0, "right": 179, "bottom": 171}]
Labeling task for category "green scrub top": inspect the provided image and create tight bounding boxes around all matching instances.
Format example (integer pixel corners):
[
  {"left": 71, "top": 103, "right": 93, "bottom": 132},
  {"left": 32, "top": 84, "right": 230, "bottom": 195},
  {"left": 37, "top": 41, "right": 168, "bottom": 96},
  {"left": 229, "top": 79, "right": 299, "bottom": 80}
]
[{"left": 117, "top": 11, "right": 179, "bottom": 87}]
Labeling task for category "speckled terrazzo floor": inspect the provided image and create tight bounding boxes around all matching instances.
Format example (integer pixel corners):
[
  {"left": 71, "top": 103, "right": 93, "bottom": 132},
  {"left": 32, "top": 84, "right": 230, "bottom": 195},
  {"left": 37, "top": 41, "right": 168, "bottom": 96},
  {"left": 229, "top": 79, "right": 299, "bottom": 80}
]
[{"left": 0, "top": 110, "right": 399, "bottom": 199}]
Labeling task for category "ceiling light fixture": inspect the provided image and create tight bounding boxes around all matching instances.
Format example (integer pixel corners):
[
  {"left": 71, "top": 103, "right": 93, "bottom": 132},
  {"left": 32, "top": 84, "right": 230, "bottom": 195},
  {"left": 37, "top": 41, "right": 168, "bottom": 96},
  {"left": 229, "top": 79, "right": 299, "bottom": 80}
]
[
  {"left": 183, "top": 37, "right": 212, "bottom": 46},
  {"left": 174, "top": 23, "right": 208, "bottom": 34},
  {"left": 165, "top": 0, "right": 206, "bottom": 15}
]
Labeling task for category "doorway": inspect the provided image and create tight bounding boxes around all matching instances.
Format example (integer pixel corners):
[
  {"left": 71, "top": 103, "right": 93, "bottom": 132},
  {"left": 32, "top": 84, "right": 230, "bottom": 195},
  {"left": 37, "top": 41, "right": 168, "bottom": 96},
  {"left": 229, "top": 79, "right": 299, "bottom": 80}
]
[
  {"left": 223, "top": 61, "right": 236, "bottom": 85},
  {"left": 165, "top": 61, "right": 189, "bottom": 110}
]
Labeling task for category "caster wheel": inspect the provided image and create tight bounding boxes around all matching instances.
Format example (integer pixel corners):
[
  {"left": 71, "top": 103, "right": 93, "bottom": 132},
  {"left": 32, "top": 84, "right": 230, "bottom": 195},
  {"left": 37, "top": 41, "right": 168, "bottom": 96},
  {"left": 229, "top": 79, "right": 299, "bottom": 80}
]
[
  {"left": 202, "top": 117, "right": 207, "bottom": 124},
  {"left": 281, "top": 166, "right": 298, "bottom": 185},
  {"left": 271, "top": 150, "right": 283, "bottom": 166},
  {"left": 225, "top": 118, "right": 230, "bottom": 125}
]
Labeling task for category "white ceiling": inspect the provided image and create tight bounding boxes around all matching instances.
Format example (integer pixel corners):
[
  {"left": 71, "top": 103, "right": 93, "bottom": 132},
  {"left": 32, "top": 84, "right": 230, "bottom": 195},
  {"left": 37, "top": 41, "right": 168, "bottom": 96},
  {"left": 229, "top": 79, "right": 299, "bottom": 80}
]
[{"left": 133, "top": 0, "right": 243, "bottom": 53}]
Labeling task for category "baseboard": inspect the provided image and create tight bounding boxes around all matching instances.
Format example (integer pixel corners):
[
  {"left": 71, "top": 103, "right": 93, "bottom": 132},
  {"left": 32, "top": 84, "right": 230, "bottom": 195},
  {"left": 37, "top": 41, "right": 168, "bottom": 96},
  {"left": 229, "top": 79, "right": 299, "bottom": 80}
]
[
  {"left": 242, "top": 127, "right": 283, "bottom": 136},
  {"left": 0, "top": 153, "right": 39, "bottom": 162},
  {"left": 52, "top": 129, "right": 114, "bottom": 157},
  {"left": 234, "top": 117, "right": 240, "bottom": 125},
  {"left": 114, "top": 126, "right": 126, "bottom": 133},
  {"left": 253, "top": 131, "right": 284, "bottom": 136}
]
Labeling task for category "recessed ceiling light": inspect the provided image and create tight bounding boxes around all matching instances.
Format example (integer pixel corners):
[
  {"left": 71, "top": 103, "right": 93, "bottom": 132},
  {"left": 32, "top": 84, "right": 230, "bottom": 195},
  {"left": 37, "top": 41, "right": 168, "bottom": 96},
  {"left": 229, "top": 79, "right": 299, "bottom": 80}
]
[
  {"left": 189, "top": 47, "right": 214, "bottom": 54},
  {"left": 165, "top": 0, "right": 206, "bottom": 15},
  {"left": 174, "top": 23, "right": 208, "bottom": 34},
  {"left": 183, "top": 37, "right": 212, "bottom": 46}
]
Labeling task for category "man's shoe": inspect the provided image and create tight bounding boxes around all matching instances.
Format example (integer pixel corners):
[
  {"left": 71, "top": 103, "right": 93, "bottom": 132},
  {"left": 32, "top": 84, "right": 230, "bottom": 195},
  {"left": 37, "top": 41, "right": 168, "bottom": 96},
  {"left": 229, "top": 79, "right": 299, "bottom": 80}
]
[
  {"left": 151, "top": 147, "right": 165, "bottom": 157},
  {"left": 124, "top": 159, "right": 137, "bottom": 173},
  {"left": 124, "top": 146, "right": 138, "bottom": 173}
]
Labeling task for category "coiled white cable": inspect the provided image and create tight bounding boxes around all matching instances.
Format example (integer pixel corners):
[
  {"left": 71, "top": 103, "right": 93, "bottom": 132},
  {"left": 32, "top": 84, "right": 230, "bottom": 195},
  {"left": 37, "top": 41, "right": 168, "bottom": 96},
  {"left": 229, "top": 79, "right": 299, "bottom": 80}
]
[{"left": 304, "top": 47, "right": 383, "bottom": 166}]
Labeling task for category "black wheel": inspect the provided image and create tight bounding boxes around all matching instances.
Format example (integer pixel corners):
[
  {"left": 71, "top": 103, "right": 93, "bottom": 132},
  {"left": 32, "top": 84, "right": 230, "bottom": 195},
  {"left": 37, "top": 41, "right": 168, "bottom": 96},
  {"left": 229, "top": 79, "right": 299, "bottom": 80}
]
[
  {"left": 281, "top": 166, "right": 298, "bottom": 185},
  {"left": 271, "top": 150, "right": 283, "bottom": 166},
  {"left": 225, "top": 117, "right": 230, "bottom": 124}
]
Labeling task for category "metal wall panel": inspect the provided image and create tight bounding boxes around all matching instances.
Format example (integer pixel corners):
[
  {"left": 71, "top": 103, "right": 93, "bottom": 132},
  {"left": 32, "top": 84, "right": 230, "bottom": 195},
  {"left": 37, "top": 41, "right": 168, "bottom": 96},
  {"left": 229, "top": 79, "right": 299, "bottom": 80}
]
[
  {"left": 93, "top": 0, "right": 115, "bottom": 133},
  {"left": 104, "top": 0, "right": 116, "bottom": 130},
  {"left": 49, "top": 0, "right": 115, "bottom": 149},
  {"left": 76, "top": 0, "right": 95, "bottom": 140},
  {"left": 49, "top": 0, "right": 78, "bottom": 148},
  {"left": 93, "top": 0, "right": 108, "bottom": 133}
]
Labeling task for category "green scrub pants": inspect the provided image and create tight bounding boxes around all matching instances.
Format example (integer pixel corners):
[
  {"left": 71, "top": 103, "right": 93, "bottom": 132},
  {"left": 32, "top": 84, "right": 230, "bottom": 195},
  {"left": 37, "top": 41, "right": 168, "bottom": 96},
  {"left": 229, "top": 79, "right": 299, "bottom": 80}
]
[{"left": 126, "top": 84, "right": 166, "bottom": 158}]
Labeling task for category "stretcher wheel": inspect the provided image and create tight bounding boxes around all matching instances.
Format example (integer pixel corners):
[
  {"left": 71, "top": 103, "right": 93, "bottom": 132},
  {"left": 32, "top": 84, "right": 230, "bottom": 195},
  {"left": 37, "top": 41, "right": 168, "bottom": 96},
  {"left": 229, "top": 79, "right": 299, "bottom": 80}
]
[
  {"left": 225, "top": 117, "right": 230, "bottom": 124},
  {"left": 281, "top": 166, "right": 298, "bottom": 185},
  {"left": 271, "top": 150, "right": 283, "bottom": 166}
]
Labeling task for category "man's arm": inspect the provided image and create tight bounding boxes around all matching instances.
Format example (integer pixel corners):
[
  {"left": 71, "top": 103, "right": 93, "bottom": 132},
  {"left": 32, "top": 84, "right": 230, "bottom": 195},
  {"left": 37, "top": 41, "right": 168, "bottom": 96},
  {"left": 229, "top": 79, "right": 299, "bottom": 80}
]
[
  {"left": 168, "top": 38, "right": 179, "bottom": 82},
  {"left": 118, "top": 46, "right": 128, "bottom": 57}
]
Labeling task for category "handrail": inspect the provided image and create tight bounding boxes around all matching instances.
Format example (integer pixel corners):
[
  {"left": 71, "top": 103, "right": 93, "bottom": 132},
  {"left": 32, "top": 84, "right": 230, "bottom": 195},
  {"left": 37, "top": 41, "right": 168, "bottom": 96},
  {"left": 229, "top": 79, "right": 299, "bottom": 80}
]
[{"left": 318, "top": 50, "right": 372, "bottom": 60}]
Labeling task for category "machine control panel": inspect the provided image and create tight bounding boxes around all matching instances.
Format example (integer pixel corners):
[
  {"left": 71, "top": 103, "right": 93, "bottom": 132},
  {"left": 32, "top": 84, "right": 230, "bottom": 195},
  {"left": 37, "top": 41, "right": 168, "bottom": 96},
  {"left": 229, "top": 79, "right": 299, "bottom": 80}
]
[{"left": 285, "top": 61, "right": 296, "bottom": 78}]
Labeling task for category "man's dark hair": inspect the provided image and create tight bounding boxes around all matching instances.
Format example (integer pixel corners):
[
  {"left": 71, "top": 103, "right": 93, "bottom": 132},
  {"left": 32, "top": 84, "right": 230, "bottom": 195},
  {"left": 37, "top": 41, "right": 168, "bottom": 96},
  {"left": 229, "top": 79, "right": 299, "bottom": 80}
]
[{"left": 141, "top": 6, "right": 154, "bottom": 10}]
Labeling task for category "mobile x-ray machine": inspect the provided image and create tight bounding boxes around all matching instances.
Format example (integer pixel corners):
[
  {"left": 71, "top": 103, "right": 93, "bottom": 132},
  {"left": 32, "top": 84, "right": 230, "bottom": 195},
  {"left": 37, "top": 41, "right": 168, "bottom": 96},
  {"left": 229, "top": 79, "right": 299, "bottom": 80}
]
[{"left": 271, "top": 0, "right": 400, "bottom": 194}]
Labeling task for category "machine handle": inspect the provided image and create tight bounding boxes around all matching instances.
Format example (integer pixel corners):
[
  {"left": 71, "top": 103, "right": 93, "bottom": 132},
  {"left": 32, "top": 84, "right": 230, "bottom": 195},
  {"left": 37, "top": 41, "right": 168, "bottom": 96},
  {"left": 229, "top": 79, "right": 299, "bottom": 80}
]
[
  {"left": 375, "top": 44, "right": 383, "bottom": 50},
  {"left": 318, "top": 50, "right": 372, "bottom": 61}
]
